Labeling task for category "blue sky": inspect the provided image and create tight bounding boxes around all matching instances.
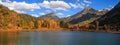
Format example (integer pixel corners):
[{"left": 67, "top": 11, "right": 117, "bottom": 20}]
[{"left": 0, "top": 0, "right": 119, "bottom": 18}]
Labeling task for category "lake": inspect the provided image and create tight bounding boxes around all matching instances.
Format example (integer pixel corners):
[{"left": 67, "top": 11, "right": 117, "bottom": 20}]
[{"left": 0, "top": 32, "right": 120, "bottom": 45}]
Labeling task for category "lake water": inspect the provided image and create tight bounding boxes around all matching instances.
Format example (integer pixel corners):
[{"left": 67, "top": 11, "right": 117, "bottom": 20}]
[{"left": 0, "top": 32, "right": 120, "bottom": 45}]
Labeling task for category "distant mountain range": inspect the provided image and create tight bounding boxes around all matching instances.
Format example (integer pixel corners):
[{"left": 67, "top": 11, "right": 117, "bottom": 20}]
[
  {"left": 38, "top": 13, "right": 59, "bottom": 21},
  {"left": 0, "top": 4, "right": 110, "bottom": 24},
  {"left": 61, "top": 6, "right": 109, "bottom": 24},
  {"left": 92, "top": 2, "right": 120, "bottom": 27},
  {"left": 36, "top": 6, "right": 109, "bottom": 24}
]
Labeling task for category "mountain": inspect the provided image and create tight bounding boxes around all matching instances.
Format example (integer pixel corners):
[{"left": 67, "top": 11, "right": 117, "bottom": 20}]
[
  {"left": 0, "top": 4, "right": 21, "bottom": 29},
  {"left": 0, "top": 4, "right": 40, "bottom": 29},
  {"left": 38, "top": 13, "right": 59, "bottom": 21},
  {"left": 98, "top": 8, "right": 109, "bottom": 15},
  {"left": 93, "top": 2, "right": 120, "bottom": 27},
  {"left": 19, "top": 14, "right": 38, "bottom": 22},
  {"left": 61, "top": 6, "right": 109, "bottom": 24}
]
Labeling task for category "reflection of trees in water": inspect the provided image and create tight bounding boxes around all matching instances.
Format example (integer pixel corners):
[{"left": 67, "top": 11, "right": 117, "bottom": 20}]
[
  {"left": 36, "top": 33, "right": 58, "bottom": 45},
  {"left": 0, "top": 32, "right": 33, "bottom": 45},
  {"left": 18, "top": 32, "right": 33, "bottom": 45},
  {"left": 0, "top": 32, "right": 18, "bottom": 45}
]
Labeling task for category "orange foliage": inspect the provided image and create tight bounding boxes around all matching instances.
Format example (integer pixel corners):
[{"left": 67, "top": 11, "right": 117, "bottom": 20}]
[
  {"left": 0, "top": 23, "right": 2, "bottom": 30},
  {"left": 37, "top": 20, "right": 44, "bottom": 29},
  {"left": 49, "top": 20, "right": 59, "bottom": 28},
  {"left": 37, "top": 20, "right": 59, "bottom": 29},
  {"left": 3, "top": 12, "right": 20, "bottom": 30},
  {"left": 84, "top": 23, "right": 89, "bottom": 29},
  {"left": 29, "top": 21, "right": 34, "bottom": 29},
  {"left": 0, "top": 14, "right": 4, "bottom": 19}
]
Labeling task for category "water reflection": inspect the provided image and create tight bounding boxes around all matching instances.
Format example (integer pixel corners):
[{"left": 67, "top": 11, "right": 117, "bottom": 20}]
[
  {"left": 0, "top": 32, "right": 120, "bottom": 45},
  {"left": 0, "top": 32, "right": 18, "bottom": 45}
]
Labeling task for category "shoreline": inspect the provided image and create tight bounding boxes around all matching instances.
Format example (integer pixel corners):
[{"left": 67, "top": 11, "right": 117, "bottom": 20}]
[{"left": 0, "top": 29, "right": 120, "bottom": 34}]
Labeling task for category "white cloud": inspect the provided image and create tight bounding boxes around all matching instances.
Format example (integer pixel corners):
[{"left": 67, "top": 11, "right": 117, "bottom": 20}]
[
  {"left": 39, "top": 1, "right": 50, "bottom": 8},
  {"left": 57, "top": 12, "right": 63, "bottom": 15},
  {"left": 50, "top": 1, "right": 70, "bottom": 10},
  {"left": 69, "top": 3, "right": 84, "bottom": 9},
  {"left": 56, "top": 12, "right": 64, "bottom": 18},
  {"left": 15, "top": 10, "right": 27, "bottom": 13},
  {"left": 83, "top": 0, "right": 92, "bottom": 4},
  {"left": 0, "top": 0, "right": 89, "bottom": 12},
  {"left": 39, "top": 1, "right": 71, "bottom": 11},
  {"left": 0, "top": 1, "right": 40, "bottom": 12},
  {"left": 45, "top": 10, "right": 52, "bottom": 13},
  {"left": 77, "top": 0, "right": 80, "bottom": 1},
  {"left": 6, "top": 0, "right": 10, "bottom": 2},
  {"left": 66, "top": 15, "right": 71, "bottom": 17},
  {"left": 39, "top": 12, "right": 45, "bottom": 15},
  {"left": 31, "top": 14, "right": 39, "bottom": 17},
  {"left": 81, "top": 2, "right": 85, "bottom": 6},
  {"left": 86, "top": 4, "right": 90, "bottom": 7},
  {"left": 83, "top": 0, "right": 92, "bottom": 7},
  {"left": 56, "top": 12, "right": 71, "bottom": 18}
]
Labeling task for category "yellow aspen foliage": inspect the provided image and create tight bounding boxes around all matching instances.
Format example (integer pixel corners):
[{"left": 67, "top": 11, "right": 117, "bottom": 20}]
[
  {"left": 37, "top": 20, "right": 44, "bottom": 28},
  {"left": 29, "top": 21, "right": 34, "bottom": 29}
]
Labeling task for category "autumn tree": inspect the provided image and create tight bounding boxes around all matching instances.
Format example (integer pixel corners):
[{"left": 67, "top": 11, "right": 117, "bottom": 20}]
[
  {"left": 59, "top": 21, "right": 69, "bottom": 28},
  {"left": 37, "top": 20, "right": 44, "bottom": 29},
  {"left": 0, "top": 14, "right": 4, "bottom": 30},
  {"left": 42, "top": 20, "right": 50, "bottom": 28},
  {"left": 73, "top": 24, "right": 79, "bottom": 31},
  {"left": 0, "top": 23, "right": 2, "bottom": 30},
  {"left": 84, "top": 23, "right": 89, "bottom": 31},
  {"left": 18, "top": 20, "right": 28, "bottom": 29},
  {"left": 29, "top": 21, "right": 34, "bottom": 29},
  {"left": 4, "top": 11, "right": 20, "bottom": 30},
  {"left": 49, "top": 20, "right": 59, "bottom": 28},
  {"left": 96, "top": 21, "right": 99, "bottom": 31}
]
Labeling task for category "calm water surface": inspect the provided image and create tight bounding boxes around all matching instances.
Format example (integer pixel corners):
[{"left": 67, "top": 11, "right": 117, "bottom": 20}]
[{"left": 0, "top": 32, "right": 120, "bottom": 45}]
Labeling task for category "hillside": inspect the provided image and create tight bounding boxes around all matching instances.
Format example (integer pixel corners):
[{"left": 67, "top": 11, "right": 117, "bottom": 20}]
[
  {"left": 19, "top": 14, "right": 38, "bottom": 22},
  {"left": 92, "top": 2, "right": 120, "bottom": 29},
  {"left": 0, "top": 4, "right": 21, "bottom": 30},
  {"left": 61, "top": 6, "right": 109, "bottom": 24},
  {"left": 38, "top": 13, "right": 59, "bottom": 21}
]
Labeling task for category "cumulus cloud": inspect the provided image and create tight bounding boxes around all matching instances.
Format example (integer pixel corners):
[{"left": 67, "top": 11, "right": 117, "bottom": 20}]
[
  {"left": 57, "top": 12, "right": 63, "bottom": 15},
  {"left": 56, "top": 12, "right": 64, "bottom": 18},
  {"left": 39, "top": 12, "right": 45, "bottom": 15},
  {"left": 15, "top": 10, "right": 27, "bottom": 13},
  {"left": 80, "top": 2, "right": 85, "bottom": 6},
  {"left": 45, "top": 10, "right": 52, "bottom": 13},
  {"left": 39, "top": 1, "right": 71, "bottom": 11},
  {"left": 31, "top": 14, "right": 39, "bottom": 17},
  {"left": 39, "top": 1, "right": 50, "bottom": 8},
  {"left": 6, "top": 0, "right": 10, "bottom": 2},
  {"left": 69, "top": 3, "right": 84, "bottom": 9},
  {"left": 0, "top": 1, "right": 40, "bottom": 12},
  {"left": 83, "top": 0, "right": 92, "bottom": 7},
  {"left": 0, "top": 0, "right": 91, "bottom": 12},
  {"left": 83, "top": 0, "right": 92, "bottom": 4}
]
